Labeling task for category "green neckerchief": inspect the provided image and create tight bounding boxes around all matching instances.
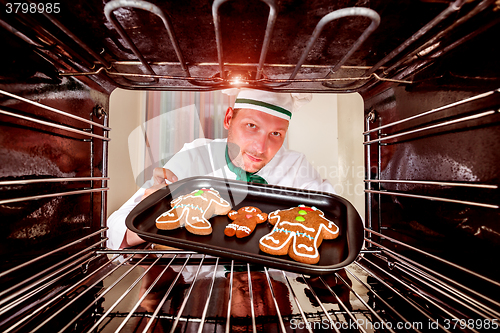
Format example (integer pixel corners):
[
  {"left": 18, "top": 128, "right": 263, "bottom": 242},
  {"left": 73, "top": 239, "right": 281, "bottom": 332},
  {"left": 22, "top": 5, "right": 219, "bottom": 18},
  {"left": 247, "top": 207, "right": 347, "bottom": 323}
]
[{"left": 225, "top": 146, "right": 268, "bottom": 184}]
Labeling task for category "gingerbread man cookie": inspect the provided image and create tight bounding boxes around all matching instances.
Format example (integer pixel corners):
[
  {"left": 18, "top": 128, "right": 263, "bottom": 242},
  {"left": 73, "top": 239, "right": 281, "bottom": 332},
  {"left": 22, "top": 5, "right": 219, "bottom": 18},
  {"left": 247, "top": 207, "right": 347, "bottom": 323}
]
[
  {"left": 259, "top": 205, "right": 339, "bottom": 264},
  {"left": 156, "top": 188, "right": 231, "bottom": 235},
  {"left": 225, "top": 206, "right": 268, "bottom": 238}
]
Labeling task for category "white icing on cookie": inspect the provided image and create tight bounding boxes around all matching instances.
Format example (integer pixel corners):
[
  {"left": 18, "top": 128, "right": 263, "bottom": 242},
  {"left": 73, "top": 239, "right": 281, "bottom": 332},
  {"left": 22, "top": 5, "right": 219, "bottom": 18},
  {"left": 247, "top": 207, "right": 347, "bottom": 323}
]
[
  {"left": 226, "top": 223, "right": 238, "bottom": 230},
  {"left": 289, "top": 223, "right": 339, "bottom": 259},
  {"left": 187, "top": 215, "right": 211, "bottom": 229},
  {"left": 156, "top": 188, "right": 231, "bottom": 232},
  {"left": 290, "top": 232, "right": 319, "bottom": 259},
  {"left": 297, "top": 244, "right": 314, "bottom": 252},
  {"left": 262, "top": 235, "right": 281, "bottom": 244},
  {"left": 259, "top": 206, "right": 339, "bottom": 260},
  {"left": 160, "top": 211, "right": 175, "bottom": 217},
  {"left": 156, "top": 206, "right": 189, "bottom": 225},
  {"left": 238, "top": 226, "right": 252, "bottom": 234},
  {"left": 280, "top": 221, "right": 315, "bottom": 233}
]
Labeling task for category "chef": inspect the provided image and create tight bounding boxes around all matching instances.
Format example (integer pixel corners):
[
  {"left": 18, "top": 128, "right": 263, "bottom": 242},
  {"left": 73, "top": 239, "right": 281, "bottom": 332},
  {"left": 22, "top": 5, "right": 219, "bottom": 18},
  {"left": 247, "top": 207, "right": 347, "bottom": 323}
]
[{"left": 107, "top": 89, "right": 336, "bottom": 249}]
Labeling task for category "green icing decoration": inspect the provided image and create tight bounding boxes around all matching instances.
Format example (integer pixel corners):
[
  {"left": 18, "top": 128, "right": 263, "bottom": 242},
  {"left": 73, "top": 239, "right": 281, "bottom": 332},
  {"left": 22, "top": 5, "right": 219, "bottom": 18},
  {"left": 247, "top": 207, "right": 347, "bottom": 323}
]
[
  {"left": 295, "top": 216, "right": 306, "bottom": 222},
  {"left": 194, "top": 190, "right": 204, "bottom": 196},
  {"left": 298, "top": 210, "right": 307, "bottom": 215}
]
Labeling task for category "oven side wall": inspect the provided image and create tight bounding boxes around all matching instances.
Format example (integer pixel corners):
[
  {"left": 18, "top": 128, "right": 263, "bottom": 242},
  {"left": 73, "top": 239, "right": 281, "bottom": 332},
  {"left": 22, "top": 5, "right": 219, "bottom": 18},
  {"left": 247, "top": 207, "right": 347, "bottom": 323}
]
[
  {"left": 362, "top": 84, "right": 500, "bottom": 287},
  {"left": 0, "top": 78, "right": 112, "bottom": 271}
]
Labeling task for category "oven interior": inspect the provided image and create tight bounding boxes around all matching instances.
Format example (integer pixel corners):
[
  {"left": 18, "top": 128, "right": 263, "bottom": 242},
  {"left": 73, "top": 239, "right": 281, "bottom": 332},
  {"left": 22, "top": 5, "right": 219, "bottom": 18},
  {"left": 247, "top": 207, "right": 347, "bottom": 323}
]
[{"left": 1, "top": 0, "right": 499, "bottom": 332}]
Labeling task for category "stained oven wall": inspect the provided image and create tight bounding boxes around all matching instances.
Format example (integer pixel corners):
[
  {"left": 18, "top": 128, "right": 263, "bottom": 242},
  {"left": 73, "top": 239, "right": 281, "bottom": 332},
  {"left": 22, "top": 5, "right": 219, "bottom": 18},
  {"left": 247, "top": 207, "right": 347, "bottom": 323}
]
[
  {"left": 0, "top": 79, "right": 111, "bottom": 271},
  {"left": 362, "top": 84, "right": 500, "bottom": 290}
]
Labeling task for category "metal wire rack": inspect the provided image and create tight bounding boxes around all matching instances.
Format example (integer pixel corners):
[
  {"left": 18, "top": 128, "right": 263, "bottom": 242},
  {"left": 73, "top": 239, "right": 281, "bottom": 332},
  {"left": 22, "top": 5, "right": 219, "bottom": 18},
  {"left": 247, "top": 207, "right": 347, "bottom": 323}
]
[
  {"left": 1, "top": 0, "right": 499, "bottom": 329},
  {"left": 1, "top": 87, "right": 500, "bottom": 332},
  {"left": 0, "top": 88, "right": 109, "bottom": 226},
  {"left": 47, "top": 0, "right": 493, "bottom": 91},
  {"left": 2, "top": 0, "right": 495, "bottom": 91},
  {"left": 1, "top": 241, "right": 499, "bottom": 332}
]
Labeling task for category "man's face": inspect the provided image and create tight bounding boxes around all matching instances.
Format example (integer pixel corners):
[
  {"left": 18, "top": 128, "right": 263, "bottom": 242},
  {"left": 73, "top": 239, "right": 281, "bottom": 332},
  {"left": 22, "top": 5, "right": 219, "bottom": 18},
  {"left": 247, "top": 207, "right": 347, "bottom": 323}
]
[{"left": 224, "top": 108, "right": 289, "bottom": 173}]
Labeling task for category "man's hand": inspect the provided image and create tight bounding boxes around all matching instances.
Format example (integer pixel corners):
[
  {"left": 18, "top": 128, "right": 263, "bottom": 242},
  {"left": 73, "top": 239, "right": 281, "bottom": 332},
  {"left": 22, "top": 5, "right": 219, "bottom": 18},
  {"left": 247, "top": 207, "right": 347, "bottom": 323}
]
[
  {"left": 141, "top": 168, "right": 178, "bottom": 201},
  {"left": 153, "top": 167, "right": 178, "bottom": 185}
]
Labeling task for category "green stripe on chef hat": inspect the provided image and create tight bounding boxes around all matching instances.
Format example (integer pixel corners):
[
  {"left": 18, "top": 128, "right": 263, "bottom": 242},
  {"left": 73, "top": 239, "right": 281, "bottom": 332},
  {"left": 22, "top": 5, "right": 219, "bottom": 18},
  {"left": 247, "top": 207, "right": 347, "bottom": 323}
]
[{"left": 234, "top": 98, "right": 292, "bottom": 120}]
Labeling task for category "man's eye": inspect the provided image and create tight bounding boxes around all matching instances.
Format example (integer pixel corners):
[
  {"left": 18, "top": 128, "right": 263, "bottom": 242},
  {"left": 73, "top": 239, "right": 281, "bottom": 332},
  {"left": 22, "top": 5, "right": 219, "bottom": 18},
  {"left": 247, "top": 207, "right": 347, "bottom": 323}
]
[
  {"left": 272, "top": 132, "right": 281, "bottom": 137},
  {"left": 247, "top": 123, "right": 256, "bottom": 128}
]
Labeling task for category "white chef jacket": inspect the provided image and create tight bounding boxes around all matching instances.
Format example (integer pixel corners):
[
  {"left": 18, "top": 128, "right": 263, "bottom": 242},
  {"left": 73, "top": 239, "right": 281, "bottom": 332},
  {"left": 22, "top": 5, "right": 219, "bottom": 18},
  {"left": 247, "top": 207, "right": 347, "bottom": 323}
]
[{"left": 106, "top": 138, "right": 335, "bottom": 249}]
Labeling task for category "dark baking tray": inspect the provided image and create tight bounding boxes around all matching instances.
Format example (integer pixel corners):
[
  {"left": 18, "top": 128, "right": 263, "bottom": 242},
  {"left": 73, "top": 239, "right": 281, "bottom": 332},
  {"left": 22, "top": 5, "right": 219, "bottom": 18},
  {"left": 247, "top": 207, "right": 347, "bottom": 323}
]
[{"left": 126, "top": 176, "right": 364, "bottom": 275}]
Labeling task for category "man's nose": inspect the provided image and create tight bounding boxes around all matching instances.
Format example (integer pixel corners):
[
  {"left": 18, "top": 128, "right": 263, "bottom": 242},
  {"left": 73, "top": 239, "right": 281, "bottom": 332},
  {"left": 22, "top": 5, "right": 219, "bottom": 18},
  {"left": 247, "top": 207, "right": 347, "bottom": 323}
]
[{"left": 253, "top": 133, "right": 268, "bottom": 154}]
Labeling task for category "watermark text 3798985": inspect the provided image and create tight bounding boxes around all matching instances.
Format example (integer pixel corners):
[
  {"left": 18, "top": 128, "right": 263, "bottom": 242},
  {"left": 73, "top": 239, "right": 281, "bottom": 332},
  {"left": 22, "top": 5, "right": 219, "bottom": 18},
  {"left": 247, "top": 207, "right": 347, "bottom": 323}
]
[{"left": 6, "top": 2, "right": 60, "bottom": 14}]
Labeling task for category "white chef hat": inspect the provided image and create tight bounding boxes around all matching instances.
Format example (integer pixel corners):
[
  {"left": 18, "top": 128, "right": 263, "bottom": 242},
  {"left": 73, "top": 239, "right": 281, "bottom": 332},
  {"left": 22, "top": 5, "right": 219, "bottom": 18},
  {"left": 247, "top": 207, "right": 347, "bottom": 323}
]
[{"left": 223, "top": 88, "right": 312, "bottom": 121}]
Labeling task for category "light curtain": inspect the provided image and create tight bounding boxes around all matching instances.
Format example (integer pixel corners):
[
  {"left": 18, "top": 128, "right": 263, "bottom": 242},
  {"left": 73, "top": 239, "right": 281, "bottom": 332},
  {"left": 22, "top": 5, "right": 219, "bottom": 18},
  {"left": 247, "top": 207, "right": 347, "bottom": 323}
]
[{"left": 142, "top": 90, "right": 234, "bottom": 182}]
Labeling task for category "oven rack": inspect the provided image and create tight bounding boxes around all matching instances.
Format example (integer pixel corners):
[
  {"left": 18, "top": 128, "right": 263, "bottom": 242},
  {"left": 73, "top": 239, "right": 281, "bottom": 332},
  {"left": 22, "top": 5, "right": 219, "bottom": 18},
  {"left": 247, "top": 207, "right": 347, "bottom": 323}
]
[
  {"left": 364, "top": 87, "right": 500, "bottom": 231},
  {"left": 61, "top": 0, "right": 387, "bottom": 91},
  {"left": 360, "top": 86, "right": 500, "bottom": 331},
  {"left": 0, "top": 89, "right": 110, "bottom": 142},
  {"left": 32, "top": 0, "right": 492, "bottom": 91},
  {"left": 0, "top": 89, "right": 110, "bottom": 131},
  {"left": 1, "top": 231, "right": 499, "bottom": 332},
  {"left": 1, "top": 92, "right": 499, "bottom": 333},
  {"left": 0, "top": 88, "right": 109, "bottom": 229}
]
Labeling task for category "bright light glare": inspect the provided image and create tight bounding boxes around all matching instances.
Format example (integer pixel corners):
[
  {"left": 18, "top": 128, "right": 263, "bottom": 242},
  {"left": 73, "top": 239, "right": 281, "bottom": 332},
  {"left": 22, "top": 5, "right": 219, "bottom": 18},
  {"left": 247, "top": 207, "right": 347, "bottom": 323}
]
[{"left": 230, "top": 76, "right": 242, "bottom": 85}]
